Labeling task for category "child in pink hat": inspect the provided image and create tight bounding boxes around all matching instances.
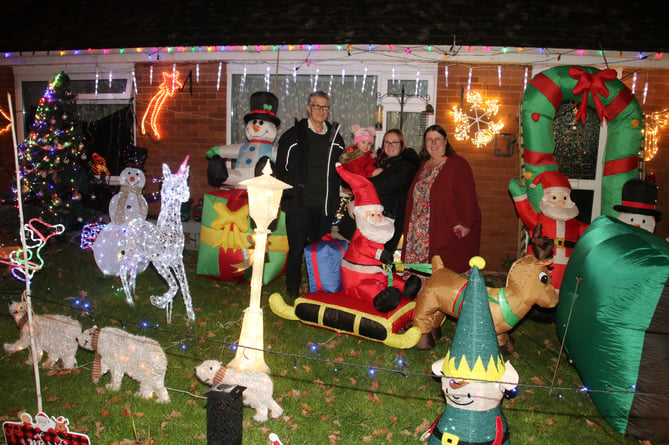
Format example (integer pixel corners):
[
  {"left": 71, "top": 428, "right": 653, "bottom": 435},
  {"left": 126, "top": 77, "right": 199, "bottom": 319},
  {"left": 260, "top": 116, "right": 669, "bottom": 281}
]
[{"left": 339, "top": 125, "right": 377, "bottom": 177}]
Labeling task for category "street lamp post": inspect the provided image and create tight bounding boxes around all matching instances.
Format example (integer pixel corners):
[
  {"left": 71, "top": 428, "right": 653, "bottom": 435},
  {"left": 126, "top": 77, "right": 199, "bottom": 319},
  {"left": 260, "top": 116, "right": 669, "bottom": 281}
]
[{"left": 227, "top": 163, "right": 291, "bottom": 373}]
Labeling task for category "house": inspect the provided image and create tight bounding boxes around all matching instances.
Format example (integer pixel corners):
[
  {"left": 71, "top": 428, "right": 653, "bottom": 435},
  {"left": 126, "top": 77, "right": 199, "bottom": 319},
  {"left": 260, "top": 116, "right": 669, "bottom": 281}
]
[{"left": 1, "top": 2, "right": 668, "bottom": 272}]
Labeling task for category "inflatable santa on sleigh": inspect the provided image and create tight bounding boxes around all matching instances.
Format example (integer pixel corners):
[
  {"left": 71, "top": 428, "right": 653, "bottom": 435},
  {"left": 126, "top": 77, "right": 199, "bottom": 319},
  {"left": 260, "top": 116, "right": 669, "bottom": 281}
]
[{"left": 269, "top": 164, "right": 422, "bottom": 348}]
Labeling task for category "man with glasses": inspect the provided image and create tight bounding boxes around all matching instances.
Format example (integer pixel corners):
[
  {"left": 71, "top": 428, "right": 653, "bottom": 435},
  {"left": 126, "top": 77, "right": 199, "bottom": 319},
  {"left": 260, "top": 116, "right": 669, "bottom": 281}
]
[{"left": 276, "top": 90, "right": 345, "bottom": 301}]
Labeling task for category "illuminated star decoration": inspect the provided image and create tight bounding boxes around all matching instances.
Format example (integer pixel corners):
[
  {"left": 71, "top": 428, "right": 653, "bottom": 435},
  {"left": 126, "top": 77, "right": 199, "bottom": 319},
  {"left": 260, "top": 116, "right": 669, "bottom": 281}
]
[
  {"left": 451, "top": 91, "right": 505, "bottom": 148},
  {"left": 0, "top": 218, "right": 65, "bottom": 282},
  {"left": 141, "top": 71, "right": 183, "bottom": 141},
  {"left": 0, "top": 106, "right": 11, "bottom": 135}
]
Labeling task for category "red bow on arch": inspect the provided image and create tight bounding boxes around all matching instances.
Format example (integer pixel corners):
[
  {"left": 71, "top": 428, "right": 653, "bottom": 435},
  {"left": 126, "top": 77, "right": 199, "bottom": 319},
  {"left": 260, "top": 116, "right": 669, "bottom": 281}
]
[{"left": 569, "top": 67, "right": 617, "bottom": 124}]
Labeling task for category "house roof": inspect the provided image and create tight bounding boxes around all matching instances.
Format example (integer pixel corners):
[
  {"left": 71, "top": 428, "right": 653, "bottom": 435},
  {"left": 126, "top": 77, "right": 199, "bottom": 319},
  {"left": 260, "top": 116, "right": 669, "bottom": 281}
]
[{"left": 2, "top": 1, "right": 667, "bottom": 54}]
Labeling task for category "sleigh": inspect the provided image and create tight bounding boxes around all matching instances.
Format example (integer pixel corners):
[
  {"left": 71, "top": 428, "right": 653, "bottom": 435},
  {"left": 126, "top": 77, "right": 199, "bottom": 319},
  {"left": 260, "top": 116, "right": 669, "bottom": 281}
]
[
  {"left": 269, "top": 292, "right": 420, "bottom": 348},
  {"left": 268, "top": 235, "right": 421, "bottom": 348}
]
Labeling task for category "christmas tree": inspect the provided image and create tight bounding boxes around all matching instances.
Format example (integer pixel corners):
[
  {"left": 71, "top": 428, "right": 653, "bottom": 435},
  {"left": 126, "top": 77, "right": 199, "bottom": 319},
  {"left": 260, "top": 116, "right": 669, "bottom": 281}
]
[{"left": 16, "top": 71, "right": 92, "bottom": 227}]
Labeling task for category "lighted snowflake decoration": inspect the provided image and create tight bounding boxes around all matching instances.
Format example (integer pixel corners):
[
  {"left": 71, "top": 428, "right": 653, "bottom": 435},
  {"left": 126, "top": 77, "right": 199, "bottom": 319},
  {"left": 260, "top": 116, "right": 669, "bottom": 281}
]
[{"left": 451, "top": 91, "right": 504, "bottom": 147}]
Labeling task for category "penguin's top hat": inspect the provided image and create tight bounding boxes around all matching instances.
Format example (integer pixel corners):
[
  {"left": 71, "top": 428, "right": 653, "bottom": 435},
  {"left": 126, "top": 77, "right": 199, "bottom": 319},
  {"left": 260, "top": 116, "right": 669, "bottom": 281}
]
[
  {"left": 243, "top": 91, "right": 281, "bottom": 127},
  {"left": 613, "top": 179, "right": 662, "bottom": 219}
]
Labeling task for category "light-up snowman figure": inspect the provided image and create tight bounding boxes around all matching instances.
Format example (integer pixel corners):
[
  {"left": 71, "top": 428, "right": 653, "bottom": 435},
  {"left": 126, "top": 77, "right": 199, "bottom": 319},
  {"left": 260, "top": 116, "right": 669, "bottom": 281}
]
[
  {"left": 93, "top": 145, "right": 150, "bottom": 276},
  {"left": 108, "top": 166, "right": 149, "bottom": 224},
  {"left": 206, "top": 91, "right": 280, "bottom": 188}
]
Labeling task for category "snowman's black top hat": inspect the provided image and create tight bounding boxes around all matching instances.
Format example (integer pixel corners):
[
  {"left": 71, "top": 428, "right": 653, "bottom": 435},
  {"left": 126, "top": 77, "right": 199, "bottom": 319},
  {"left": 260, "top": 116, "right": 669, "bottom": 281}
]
[
  {"left": 243, "top": 91, "right": 281, "bottom": 127},
  {"left": 120, "top": 144, "right": 148, "bottom": 170},
  {"left": 613, "top": 179, "right": 662, "bottom": 219}
]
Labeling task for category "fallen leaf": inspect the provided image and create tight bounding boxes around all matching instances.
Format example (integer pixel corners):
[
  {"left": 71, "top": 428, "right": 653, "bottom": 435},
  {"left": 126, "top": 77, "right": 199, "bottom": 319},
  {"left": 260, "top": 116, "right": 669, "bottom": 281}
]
[
  {"left": 100, "top": 409, "right": 110, "bottom": 417},
  {"left": 366, "top": 393, "right": 380, "bottom": 402},
  {"left": 530, "top": 376, "right": 545, "bottom": 386},
  {"left": 390, "top": 416, "right": 398, "bottom": 425},
  {"left": 94, "top": 421, "right": 106, "bottom": 439}
]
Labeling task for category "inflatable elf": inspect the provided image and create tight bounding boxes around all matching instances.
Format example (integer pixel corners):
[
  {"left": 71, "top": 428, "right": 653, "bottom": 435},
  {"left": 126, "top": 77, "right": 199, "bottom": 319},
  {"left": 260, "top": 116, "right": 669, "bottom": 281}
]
[{"left": 425, "top": 257, "right": 519, "bottom": 445}]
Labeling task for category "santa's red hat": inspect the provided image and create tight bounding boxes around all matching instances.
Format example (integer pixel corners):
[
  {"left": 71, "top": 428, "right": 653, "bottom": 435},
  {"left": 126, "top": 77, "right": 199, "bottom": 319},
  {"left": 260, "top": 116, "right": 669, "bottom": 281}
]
[
  {"left": 336, "top": 164, "right": 382, "bottom": 210},
  {"left": 530, "top": 171, "right": 571, "bottom": 191}
]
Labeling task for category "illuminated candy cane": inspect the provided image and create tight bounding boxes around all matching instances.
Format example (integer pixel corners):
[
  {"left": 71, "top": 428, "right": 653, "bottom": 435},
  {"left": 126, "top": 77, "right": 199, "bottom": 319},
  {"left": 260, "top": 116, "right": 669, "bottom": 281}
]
[
  {"left": 0, "top": 218, "right": 65, "bottom": 282},
  {"left": 519, "top": 65, "right": 642, "bottom": 217}
]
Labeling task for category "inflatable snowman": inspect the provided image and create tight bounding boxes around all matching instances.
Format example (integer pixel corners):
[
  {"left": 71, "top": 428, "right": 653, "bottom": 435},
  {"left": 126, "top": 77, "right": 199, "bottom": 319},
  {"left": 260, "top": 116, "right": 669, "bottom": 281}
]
[
  {"left": 206, "top": 91, "right": 280, "bottom": 188},
  {"left": 614, "top": 179, "right": 662, "bottom": 233},
  {"left": 198, "top": 92, "right": 288, "bottom": 283}
]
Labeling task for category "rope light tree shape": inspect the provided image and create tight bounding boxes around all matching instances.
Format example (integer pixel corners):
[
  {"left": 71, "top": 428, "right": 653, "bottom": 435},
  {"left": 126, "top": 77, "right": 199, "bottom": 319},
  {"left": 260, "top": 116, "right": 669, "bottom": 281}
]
[{"left": 452, "top": 91, "right": 505, "bottom": 148}]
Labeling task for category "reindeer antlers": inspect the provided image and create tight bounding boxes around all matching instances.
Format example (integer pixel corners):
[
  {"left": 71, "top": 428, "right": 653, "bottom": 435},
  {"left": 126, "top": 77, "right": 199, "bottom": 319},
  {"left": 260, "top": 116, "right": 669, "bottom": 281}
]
[{"left": 530, "top": 223, "right": 554, "bottom": 260}]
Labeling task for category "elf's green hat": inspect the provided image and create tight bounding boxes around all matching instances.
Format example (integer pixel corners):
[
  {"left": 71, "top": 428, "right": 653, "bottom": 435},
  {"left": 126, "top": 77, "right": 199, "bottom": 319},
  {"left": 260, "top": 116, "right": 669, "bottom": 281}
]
[{"left": 442, "top": 256, "right": 506, "bottom": 381}]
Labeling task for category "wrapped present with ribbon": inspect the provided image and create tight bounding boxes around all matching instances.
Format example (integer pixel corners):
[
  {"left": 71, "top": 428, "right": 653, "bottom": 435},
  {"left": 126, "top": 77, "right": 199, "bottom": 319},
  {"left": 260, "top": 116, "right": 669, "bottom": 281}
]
[
  {"left": 196, "top": 189, "right": 288, "bottom": 283},
  {"left": 304, "top": 234, "right": 349, "bottom": 293}
]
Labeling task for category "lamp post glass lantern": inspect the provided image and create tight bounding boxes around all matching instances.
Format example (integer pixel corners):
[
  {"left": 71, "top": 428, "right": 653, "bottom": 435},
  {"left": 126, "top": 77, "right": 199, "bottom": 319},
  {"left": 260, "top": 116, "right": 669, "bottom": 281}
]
[{"left": 227, "top": 163, "right": 291, "bottom": 373}]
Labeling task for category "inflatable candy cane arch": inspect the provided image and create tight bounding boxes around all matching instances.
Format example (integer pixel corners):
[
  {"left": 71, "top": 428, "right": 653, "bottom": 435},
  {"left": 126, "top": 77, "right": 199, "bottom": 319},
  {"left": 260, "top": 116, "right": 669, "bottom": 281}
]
[{"left": 515, "top": 65, "right": 643, "bottom": 218}]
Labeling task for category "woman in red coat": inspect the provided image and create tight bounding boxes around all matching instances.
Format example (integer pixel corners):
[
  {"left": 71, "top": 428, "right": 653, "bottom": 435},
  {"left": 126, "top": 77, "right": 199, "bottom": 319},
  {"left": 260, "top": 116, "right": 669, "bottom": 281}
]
[{"left": 403, "top": 124, "right": 481, "bottom": 275}]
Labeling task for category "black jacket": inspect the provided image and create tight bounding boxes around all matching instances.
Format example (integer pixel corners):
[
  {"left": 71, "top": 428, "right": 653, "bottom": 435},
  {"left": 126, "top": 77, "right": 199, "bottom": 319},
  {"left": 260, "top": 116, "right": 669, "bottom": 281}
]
[
  {"left": 276, "top": 118, "right": 345, "bottom": 215},
  {"left": 369, "top": 148, "right": 420, "bottom": 251}
]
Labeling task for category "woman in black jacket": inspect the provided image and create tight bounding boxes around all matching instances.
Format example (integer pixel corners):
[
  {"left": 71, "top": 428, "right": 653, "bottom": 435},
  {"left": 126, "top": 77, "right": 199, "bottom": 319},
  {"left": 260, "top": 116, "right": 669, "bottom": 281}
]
[{"left": 369, "top": 128, "right": 420, "bottom": 254}]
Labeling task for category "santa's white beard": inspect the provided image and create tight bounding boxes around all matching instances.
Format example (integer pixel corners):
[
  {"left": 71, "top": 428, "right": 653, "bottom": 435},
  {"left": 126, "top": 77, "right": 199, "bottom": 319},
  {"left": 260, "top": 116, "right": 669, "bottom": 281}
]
[
  {"left": 539, "top": 199, "right": 579, "bottom": 222},
  {"left": 356, "top": 214, "right": 395, "bottom": 245}
]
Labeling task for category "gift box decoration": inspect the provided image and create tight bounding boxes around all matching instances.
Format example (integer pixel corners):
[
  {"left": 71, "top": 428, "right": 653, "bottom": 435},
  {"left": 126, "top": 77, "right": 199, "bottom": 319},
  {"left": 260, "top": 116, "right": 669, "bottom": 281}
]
[
  {"left": 197, "top": 189, "right": 287, "bottom": 284},
  {"left": 304, "top": 235, "right": 349, "bottom": 293}
]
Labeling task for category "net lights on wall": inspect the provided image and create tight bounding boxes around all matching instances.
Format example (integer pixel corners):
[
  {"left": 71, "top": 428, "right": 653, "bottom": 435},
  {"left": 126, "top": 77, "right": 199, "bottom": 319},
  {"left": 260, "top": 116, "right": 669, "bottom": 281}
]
[
  {"left": 451, "top": 91, "right": 504, "bottom": 148},
  {"left": 644, "top": 109, "right": 669, "bottom": 161}
]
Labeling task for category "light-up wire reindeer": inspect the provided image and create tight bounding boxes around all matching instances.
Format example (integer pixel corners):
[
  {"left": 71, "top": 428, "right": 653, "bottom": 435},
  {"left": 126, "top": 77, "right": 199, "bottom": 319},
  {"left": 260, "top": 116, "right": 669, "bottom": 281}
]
[{"left": 119, "top": 156, "right": 195, "bottom": 322}]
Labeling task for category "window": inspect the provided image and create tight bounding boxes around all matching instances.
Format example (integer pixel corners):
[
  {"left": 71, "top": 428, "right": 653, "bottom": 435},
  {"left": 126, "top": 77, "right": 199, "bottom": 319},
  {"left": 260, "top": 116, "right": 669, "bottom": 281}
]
[
  {"left": 377, "top": 70, "right": 436, "bottom": 151},
  {"left": 228, "top": 64, "right": 436, "bottom": 151},
  {"left": 14, "top": 64, "right": 135, "bottom": 174}
]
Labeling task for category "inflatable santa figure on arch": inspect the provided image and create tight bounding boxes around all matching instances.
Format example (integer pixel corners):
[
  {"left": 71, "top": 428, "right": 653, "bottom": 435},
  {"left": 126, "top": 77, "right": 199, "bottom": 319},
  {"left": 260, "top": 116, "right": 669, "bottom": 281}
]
[
  {"left": 511, "top": 170, "right": 589, "bottom": 290},
  {"left": 336, "top": 164, "right": 421, "bottom": 312}
]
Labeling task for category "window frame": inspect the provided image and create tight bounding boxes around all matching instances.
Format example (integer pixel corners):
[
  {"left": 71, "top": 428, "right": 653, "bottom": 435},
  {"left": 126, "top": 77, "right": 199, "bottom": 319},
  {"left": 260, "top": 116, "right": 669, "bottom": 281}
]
[
  {"left": 13, "top": 63, "right": 135, "bottom": 143},
  {"left": 226, "top": 63, "right": 437, "bottom": 147}
]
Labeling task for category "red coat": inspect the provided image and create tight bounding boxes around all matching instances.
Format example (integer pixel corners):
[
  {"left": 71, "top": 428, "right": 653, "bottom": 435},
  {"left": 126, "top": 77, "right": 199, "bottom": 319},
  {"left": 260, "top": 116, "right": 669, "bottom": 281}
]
[
  {"left": 340, "top": 149, "right": 377, "bottom": 178},
  {"left": 341, "top": 229, "right": 406, "bottom": 303},
  {"left": 513, "top": 196, "right": 588, "bottom": 289},
  {"left": 403, "top": 154, "right": 481, "bottom": 274}
]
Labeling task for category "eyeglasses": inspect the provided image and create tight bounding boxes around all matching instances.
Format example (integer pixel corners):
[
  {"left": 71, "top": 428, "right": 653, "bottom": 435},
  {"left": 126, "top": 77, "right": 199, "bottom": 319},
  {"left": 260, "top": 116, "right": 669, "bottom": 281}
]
[
  {"left": 383, "top": 140, "right": 401, "bottom": 147},
  {"left": 426, "top": 137, "right": 445, "bottom": 145},
  {"left": 309, "top": 104, "right": 330, "bottom": 111}
]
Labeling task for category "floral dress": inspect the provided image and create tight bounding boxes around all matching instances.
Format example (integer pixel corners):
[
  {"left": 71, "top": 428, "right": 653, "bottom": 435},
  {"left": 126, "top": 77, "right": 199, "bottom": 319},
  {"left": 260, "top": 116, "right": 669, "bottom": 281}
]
[{"left": 404, "top": 162, "right": 445, "bottom": 268}]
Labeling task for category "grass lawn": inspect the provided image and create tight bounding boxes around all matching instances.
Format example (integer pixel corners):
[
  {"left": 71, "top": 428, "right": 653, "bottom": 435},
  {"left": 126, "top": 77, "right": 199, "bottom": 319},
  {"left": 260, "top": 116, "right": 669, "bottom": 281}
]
[{"left": 0, "top": 229, "right": 663, "bottom": 444}]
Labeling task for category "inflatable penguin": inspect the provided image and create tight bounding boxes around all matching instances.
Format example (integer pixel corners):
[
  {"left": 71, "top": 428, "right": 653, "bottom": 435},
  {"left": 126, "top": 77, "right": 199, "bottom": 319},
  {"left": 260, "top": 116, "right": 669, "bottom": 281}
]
[{"left": 206, "top": 91, "right": 280, "bottom": 188}]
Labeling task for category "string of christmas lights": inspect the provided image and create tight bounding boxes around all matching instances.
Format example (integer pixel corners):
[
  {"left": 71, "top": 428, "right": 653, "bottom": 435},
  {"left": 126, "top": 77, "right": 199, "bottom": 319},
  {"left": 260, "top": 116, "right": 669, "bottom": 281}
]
[{"left": 3, "top": 292, "right": 665, "bottom": 401}]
